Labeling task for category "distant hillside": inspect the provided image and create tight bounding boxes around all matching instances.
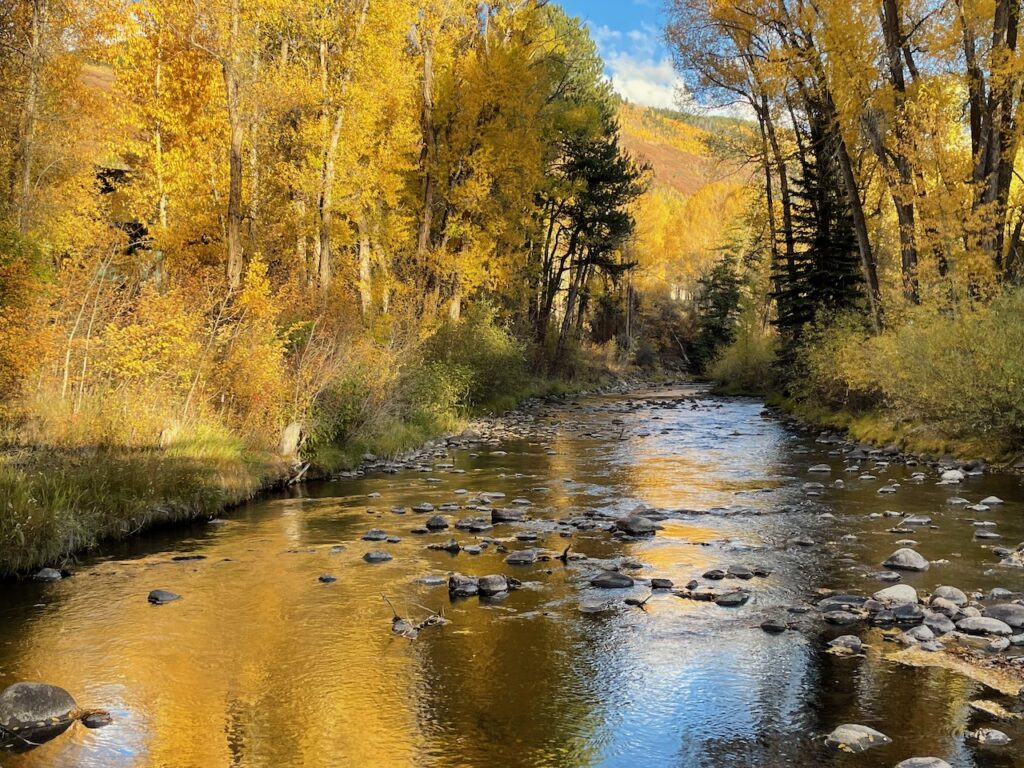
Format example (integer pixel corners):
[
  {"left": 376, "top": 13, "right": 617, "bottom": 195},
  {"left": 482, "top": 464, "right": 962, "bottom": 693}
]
[{"left": 617, "top": 102, "right": 746, "bottom": 197}]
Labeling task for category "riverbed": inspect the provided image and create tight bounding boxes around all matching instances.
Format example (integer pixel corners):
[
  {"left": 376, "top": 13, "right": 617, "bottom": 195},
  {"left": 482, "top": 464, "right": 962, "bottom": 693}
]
[{"left": 1, "top": 385, "right": 1022, "bottom": 767}]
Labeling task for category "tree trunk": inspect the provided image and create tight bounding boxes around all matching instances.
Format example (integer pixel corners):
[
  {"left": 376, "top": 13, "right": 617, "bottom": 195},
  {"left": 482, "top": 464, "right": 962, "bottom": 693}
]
[
  {"left": 15, "top": 0, "right": 45, "bottom": 234},
  {"left": 223, "top": 0, "right": 244, "bottom": 290},
  {"left": 315, "top": 0, "right": 370, "bottom": 291},
  {"left": 880, "top": 0, "right": 920, "bottom": 301},
  {"left": 317, "top": 109, "right": 343, "bottom": 289},
  {"left": 417, "top": 35, "right": 436, "bottom": 257},
  {"left": 357, "top": 214, "right": 372, "bottom": 316}
]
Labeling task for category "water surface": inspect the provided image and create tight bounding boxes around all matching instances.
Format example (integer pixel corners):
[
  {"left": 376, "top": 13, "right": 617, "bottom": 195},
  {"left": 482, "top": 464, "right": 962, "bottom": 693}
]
[{"left": 1, "top": 386, "right": 1022, "bottom": 767}]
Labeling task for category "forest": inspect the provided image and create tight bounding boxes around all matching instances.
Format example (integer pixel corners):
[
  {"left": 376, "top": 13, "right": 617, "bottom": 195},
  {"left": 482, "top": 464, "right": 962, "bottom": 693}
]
[
  {"left": 2, "top": 0, "right": 1024, "bottom": 574},
  {"left": 0, "top": 0, "right": 679, "bottom": 571},
  {"left": 667, "top": 0, "right": 1024, "bottom": 461}
]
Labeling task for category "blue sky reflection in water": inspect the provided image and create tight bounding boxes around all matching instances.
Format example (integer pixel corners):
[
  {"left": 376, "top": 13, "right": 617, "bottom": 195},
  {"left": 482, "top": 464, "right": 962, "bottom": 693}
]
[{"left": 0, "top": 387, "right": 1022, "bottom": 767}]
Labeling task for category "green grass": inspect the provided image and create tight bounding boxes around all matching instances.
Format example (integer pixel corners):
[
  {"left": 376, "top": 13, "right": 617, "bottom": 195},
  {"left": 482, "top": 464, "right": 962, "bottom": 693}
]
[
  {"left": 772, "top": 394, "right": 1023, "bottom": 466},
  {"left": 0, "top": 432, "right": 283, "bottom": 576}
]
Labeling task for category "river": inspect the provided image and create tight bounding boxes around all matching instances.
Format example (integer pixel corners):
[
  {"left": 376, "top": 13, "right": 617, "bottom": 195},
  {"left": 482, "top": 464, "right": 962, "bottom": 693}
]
[{"left": 1, "top": 385, "right": 1022, "bottom": 767}]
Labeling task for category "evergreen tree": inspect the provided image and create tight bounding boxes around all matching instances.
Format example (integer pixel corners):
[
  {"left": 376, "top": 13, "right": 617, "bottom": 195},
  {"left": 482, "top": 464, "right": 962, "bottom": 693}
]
[
  {"left": 771, "top": 105, "right": 863, "bottom": 370},
  {"left": 692, "top": 251, "right": 742, "bottom": 370}
]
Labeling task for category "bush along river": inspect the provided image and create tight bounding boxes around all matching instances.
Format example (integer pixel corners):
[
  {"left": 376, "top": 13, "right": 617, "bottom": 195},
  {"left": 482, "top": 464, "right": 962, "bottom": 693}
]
[{"left": 1, "top": 384, "right": 1023, "bottom": 768}]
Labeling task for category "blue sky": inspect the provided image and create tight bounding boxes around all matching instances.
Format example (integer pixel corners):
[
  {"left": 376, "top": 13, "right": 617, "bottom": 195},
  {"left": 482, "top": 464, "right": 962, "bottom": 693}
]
[{"left": 556, "top": 0, "right": 683, "bottom": 110}]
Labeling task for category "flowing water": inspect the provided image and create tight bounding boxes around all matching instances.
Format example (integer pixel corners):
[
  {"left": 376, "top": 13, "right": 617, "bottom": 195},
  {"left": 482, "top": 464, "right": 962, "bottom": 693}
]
[{"left": 1, "top": 385, "right": 1023, "bottom": 768}]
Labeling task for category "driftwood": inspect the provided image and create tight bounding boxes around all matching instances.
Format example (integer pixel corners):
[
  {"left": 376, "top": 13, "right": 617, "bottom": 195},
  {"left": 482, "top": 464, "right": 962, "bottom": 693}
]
[
  {"left": 287, "top": 462, "right": 311, "bottom": 486},
  {"left": 382, "top": 594, "right": 449, "bottom": 639}
]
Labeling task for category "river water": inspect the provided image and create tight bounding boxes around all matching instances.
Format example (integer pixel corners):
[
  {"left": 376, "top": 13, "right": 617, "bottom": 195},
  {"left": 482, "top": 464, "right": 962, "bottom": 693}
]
[{"left": 1, "top": 385, "right": 1022, "bottom": 768}]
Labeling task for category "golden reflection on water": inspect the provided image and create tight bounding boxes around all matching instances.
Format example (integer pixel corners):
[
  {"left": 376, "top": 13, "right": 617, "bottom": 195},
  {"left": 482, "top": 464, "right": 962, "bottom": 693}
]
[{"left": 3, "top": 392, "right": 1023, "bottom": 768}]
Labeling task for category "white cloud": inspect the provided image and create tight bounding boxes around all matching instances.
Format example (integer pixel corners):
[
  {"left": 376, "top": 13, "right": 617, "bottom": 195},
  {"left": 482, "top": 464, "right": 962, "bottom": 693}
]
[
  {"left": 605, "top": 51, "right": 684, "bottom": 111},
  {"left": 586, "top": 21, "right": 687, "bottom": 111}
]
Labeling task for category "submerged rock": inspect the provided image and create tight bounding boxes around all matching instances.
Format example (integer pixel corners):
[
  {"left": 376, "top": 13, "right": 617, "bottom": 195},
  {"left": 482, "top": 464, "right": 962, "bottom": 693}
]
[
  {"left": 828, "top": 635, "right": 864, "bottom": 654},
  {"left": 147, "top": 589, "right": 180, "bottom": 604},
  {"left": 824, "top": 724, "right": 892, "bottom": 753}
]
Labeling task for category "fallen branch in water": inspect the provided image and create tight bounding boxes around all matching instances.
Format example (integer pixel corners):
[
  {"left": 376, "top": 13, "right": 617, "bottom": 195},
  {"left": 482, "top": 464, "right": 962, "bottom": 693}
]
[{"left": 382, "top": 594, "right": 449, "bottom": 639}]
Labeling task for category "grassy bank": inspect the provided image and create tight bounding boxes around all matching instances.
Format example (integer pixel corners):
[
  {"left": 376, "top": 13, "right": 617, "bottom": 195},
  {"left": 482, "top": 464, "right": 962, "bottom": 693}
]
[
  {"left": 0, "top": 429, "right": 284, "bottom": 576},
  {"left": 0, "top": 364, "right": 635, "bottom": 577},
  {"left": 704, "top": 289, "right": 1024, "bottom": 467}
]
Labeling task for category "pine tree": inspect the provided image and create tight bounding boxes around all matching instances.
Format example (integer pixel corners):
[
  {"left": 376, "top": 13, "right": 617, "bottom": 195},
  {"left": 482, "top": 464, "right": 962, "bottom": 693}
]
[{"left": 771, "top": 105, "right": 863, "bottom": 370}]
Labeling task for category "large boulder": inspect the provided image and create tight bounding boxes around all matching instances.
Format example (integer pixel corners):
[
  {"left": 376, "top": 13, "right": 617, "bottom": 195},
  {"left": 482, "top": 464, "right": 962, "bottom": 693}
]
[
  {"left": 884, "top": 548, "right": 930, "bottom": 572},
  {"left": 983, "top": 603, "right": 1024, "bottom": 631},
  {"left": 824, "top": 724, "right": 892, "bottom": 753},
  {"left": 0, "top": 683, "right": 77, "bottom": 749},
  {"left": 956, "top": 616, "right": 1013, "bottom": 637}
]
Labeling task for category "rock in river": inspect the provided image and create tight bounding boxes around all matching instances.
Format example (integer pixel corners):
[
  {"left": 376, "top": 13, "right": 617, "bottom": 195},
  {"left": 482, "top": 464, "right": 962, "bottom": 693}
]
[
  {"left": 425, "top": 515, "right": 449, "bottom": 530},
  {"left": 148, "top": 589, "right": 180, "bottom": 604},
  {"left": 447, "top": 573, "right": 479, "bottom": 596},
  {"left": 873, "top": 584, "right": 918, "bottom": 605},
  {"left": 715, "top": 591, "right": 749, "bottom": 607},
  {"left": 478, "top": 574, "right": 518, "bottom": 596},
  {"left": 491, "top": 508, "right": 525, "bottom": 524},
  {"left": 590, "top": 571, "right": 634, "bottom": 589},
  {"left": 362, "top": 550, "right": 392, "bottom": 564},
  {"left": 614, "top": 516, "right": 657, "bottom": 536},
  {"left": 32, "top": 568, "right": 62, "bottom": 582},
  {"left": 760, "top": 619, "right": 787, "bottom": 634},
  {"left": 828, "top": 635, "right": 864, "bottom": 654},
  {"left": 967, "top": 728, "right": 1011, "bottom": 746},
  {"left": 0, "top": 682, "right": 78, "bottom": 747},
  {"left": 505, "top": 549, "right": 537, "bottom": 566},
  {"left": 956, "top": 616, "right": 1013, "bottom": 636},
  {"left": 824, "top": 724, "right": 892, "bottom": 753},
  {"left": 931, "top": 586, "right": 967, "bottom": 607},
  {"left": 884, "top": 548, "right": 930, "bottom": 572},
  {"left": 896, "top": 760, "right": 951, "bottom": 768},
  {"left": 983, "top": 603, "right": 1024, "bottom": 631}
]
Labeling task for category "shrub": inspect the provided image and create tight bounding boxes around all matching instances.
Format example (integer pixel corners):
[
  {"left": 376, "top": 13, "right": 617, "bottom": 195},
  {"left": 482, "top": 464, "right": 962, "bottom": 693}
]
[
  {"left": 421, "top": 304, "right": 527, "bottom": 410},
  {"left": 707, "top": 307, "right": 776, "bottom": 394},
  {"left": 796, "top": 288, "right": 1024, "bottom": 445}
]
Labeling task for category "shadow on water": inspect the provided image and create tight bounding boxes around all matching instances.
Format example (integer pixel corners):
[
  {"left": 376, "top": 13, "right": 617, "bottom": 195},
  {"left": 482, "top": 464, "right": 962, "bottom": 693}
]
[{"left": 0, "top": 386, "right": 1022, "bottom": 767}]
